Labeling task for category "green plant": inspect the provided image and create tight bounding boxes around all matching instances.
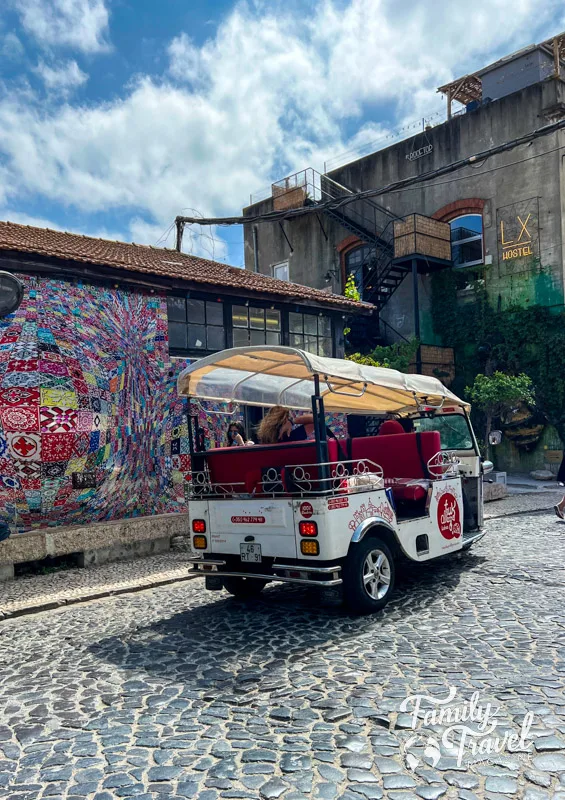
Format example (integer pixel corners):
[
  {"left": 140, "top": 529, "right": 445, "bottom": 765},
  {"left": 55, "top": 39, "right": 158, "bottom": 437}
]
[
  {"left": 430, "top": 267, "right": 565, "bottom": 450},
  {"left": 466, "top": 372, "right": 534, "bottom": 457},
  {"left": 346, "top": 338, "right": 419, "bottom": 373},
  {"left": 344, "top": 274, "right": 361, "bottom": 302}
]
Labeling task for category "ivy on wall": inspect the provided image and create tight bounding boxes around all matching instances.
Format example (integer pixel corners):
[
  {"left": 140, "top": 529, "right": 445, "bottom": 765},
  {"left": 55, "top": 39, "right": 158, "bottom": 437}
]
[{"left": 431, "top": 267, "right": 565, "bottom": 446}]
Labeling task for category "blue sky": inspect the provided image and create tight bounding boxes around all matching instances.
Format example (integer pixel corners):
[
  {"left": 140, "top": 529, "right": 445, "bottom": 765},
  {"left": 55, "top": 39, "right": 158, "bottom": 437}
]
[{"left": 0, "top": 0, "right": 563, "bottom": 268}]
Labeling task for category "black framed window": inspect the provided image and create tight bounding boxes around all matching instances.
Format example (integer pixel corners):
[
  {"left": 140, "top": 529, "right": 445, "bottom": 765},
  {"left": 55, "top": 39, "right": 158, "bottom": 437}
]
[
  {"left": 232, "top": 305, "right": 281, "bottom": 347},
  {"left": 288, "top": 312, "right": 332, "bottom": 356},
  {"left": 345, "top": 244, "right": 373, "bottom": 298},
  {"left": 167, "top": 297, "right": 225, "bottom": 354}
]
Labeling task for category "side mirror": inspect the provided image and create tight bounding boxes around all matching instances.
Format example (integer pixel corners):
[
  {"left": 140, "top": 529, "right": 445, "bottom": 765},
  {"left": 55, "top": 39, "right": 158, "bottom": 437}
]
[
  {"left": 488, "top": 430, "right": 502, "bottom": 446},
  {"left": 482, "top": 460, "right": 494, "bottom": 475}
]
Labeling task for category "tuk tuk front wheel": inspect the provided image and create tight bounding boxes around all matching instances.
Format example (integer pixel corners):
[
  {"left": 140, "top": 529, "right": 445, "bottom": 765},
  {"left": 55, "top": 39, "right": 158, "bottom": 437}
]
[
  {"left": 223, "top": 576, "right": 267, "bottom": 597},
  {"left": 343, "top": 536, "right": 395, "bottom": 614}
]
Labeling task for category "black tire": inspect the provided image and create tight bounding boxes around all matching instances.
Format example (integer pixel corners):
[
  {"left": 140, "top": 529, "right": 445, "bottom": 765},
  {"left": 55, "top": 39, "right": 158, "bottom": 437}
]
[
  {"left": 223, "top": 576, "right": 267, "bottom": 597},
  {"left": 342, "top": 536, "right": 395, "bottom": 614}
]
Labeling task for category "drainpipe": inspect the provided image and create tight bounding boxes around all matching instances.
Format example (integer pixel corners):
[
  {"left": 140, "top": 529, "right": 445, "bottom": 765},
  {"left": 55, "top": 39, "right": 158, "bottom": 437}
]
[
  {"left": 252, "top": 226, "right": 259, "bottom": 273},
  {"left": 412, "top": 258, "right": 422, "bottom": 374}
]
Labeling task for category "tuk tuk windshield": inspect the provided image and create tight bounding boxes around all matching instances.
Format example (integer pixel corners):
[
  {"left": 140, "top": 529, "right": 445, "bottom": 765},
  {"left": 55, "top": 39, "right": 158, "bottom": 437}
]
[{"left": 413, "top": 413, "right": 475, "bottom": 451}]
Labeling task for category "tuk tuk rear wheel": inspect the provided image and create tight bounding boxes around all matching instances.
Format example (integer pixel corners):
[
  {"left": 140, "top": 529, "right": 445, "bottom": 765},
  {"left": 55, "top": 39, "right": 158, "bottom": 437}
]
[
  {"left": 223, "top": 576, "right": 267, "bottom": 597},
  {"left": 343, "top": 536, "right": 395, "bottom": 614}
]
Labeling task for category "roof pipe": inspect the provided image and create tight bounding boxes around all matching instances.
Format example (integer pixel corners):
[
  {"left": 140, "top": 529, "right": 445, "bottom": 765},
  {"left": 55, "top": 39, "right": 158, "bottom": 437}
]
[{"left": 252, "top": 225, "right": 259, "bottom": 273}]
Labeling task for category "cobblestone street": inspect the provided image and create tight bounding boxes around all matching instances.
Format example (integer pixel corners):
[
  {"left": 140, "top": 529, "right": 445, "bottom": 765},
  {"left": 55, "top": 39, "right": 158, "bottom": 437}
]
[{"left": 1, "top": 510, "right": 565, "bottom": 800}]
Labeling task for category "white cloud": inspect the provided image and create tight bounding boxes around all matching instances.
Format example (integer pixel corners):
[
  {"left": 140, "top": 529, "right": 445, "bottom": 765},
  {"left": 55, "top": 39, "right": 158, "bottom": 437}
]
[
  {"left": 0, "top": 208, "right": 125, "bottom": 241},
  {"left": 13, "top": 0, "right": 110, "bottom": 53},
  {"left": 168, "top": 33, "right": 202, "bottom": 85},
  {"left": 35, "top": 60, "right": 88, "bottom": 95},
  {"left": 0, "top": 210, "right": 65, "bottom": 230},
  {"left": 1, "top": 32, "right": 25, "bottom": 60},
  {"left": 0, "top": 0, "right": 561, "bottom": 256}
]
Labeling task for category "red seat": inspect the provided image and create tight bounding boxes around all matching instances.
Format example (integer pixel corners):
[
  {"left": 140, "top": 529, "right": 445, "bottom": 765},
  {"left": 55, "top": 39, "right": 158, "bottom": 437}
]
[
  {"left": 349, "top": 431, "right": 442, "bottom": 504},
  {"left": 204, "top": 439, "right": 339, "bottom": 495}
]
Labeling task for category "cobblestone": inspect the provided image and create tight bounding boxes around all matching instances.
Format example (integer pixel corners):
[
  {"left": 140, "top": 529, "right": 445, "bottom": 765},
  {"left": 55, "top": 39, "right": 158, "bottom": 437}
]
[{"left": 1, "top": 512, "right": 565, "bottom": 798}]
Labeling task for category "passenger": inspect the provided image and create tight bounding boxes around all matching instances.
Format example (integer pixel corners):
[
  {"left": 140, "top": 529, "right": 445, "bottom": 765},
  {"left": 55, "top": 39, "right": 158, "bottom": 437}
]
[
  {"left": 257, "top": 406, "right": 314, "bottom": 444},
  {"left": 378, "top": 419, "right": 405, "bottom": 436},
  {"left": 225, "top": 421, "right": 254, "bottom": 447}
]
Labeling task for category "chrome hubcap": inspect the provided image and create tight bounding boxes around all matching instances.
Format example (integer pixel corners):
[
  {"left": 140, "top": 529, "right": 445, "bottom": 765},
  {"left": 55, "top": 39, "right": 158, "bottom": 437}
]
[{"left": 362, "top": 549, "right": 391, "bottom": 600}]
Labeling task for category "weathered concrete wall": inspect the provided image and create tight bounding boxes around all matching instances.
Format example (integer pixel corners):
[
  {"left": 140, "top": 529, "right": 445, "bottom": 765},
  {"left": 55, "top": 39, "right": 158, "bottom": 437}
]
[
  {"left": 243, "top": 198, "right": 350, "bottom": 292},
  {"left": 0, "top": 512, "right": 189, "bottom": 580},
  {"left": 495, "top": 424, "right": 563, "bottom": 475},
  {"left": 243, "top": 79, "right": 565, "bottom": 339}
]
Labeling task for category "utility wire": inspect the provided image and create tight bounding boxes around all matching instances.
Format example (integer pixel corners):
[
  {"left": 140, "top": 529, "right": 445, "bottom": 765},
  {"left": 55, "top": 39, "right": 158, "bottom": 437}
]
[{"left": 175, "top": 116, "right": 565, "bottom": 232}]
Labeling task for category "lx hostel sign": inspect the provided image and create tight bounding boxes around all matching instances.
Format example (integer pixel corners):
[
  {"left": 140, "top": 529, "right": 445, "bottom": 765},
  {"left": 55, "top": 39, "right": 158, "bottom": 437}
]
[{"left": 497, "top": 198, "right": 540, "bottom": 262}]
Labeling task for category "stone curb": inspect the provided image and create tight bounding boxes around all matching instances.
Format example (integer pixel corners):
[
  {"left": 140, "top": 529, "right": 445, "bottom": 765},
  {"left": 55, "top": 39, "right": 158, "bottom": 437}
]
[
  {"left": 0, "top": 570, "right": 201, "bottom": 622},
  {"left": 485, "top": 506, "right": 558, "bottom": 521}
]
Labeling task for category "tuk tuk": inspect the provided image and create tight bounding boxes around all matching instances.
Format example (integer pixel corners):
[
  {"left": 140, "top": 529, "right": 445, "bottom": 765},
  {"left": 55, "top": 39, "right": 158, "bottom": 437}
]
[{"left": 178, "top": 346, "right": 491, "bottom": 614}]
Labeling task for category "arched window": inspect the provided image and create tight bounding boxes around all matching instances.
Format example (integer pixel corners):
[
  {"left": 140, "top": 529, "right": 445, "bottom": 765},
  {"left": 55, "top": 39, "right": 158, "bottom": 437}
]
[
  {"left": 450, "top": 214, "right": 483, "bottom": 268},
  {"left": 344, "top": 244, "right": 373, "bottom": 297}
]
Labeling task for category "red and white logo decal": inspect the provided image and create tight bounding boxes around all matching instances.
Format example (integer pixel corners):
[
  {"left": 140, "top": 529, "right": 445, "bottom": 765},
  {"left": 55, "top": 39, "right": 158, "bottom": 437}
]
[
  {"left": 328, "top": 497, "right": 349, "bottom": 510},
  {"left": 300, "top": 502, "right": 314, "bottom": 518},
  {"left": 231, "top": 516, "right": 266, "bottom": 524},
  {"left": 437, "top": 493, "right": 461, "bottom": 540}
]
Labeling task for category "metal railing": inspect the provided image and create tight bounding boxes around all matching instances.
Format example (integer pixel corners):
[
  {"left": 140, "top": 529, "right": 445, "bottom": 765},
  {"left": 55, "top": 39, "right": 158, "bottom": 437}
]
[{"left": 187, "top": 452, "right": 460, "bottom": 500}]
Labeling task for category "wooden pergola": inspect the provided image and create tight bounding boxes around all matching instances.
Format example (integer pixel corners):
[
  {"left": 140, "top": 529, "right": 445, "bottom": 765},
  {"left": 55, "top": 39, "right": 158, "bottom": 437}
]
[{"left": 438, "top": 31, "right": 565, "bottom": 119}]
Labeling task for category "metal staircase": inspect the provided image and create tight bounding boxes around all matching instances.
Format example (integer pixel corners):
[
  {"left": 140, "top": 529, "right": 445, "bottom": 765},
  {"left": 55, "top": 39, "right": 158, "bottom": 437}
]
[
  {"left": 281, "top": 170, "right": 411, "bottom": 314},
  {"left": 314, "top": 174, "right": 410, "bottom": 349}
]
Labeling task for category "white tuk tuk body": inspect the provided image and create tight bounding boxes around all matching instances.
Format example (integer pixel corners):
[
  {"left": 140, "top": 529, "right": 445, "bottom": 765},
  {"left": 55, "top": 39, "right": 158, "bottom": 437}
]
[{"left": 178, "top": 347, "right": 487, "bottom": 612}]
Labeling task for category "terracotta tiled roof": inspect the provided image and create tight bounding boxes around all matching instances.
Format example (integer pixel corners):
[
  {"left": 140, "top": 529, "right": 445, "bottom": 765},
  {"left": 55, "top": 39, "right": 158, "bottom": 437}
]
[{"left": 0, "top": 221, "right": 372, "bottom": 313}]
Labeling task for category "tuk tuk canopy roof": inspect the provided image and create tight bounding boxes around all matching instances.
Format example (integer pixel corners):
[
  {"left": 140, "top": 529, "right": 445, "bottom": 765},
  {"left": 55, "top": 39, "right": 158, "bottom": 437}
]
[{"left": 177, "top": 346, "right": 470, "bottom": 414}]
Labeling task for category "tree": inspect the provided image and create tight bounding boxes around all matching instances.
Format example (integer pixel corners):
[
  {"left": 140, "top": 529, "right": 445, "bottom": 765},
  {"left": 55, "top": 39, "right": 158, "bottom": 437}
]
[{"left": 465, "top": 372, "right": 534, "bottom": 457}]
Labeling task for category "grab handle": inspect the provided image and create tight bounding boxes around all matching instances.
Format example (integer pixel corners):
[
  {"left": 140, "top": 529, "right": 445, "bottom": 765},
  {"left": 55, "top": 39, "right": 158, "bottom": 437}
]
[
  {"left": 191, "top": 399, "right": 240, "bottom": 416},
  {"left": 324, "top": 377, "right": 367, "bottom": 398}
]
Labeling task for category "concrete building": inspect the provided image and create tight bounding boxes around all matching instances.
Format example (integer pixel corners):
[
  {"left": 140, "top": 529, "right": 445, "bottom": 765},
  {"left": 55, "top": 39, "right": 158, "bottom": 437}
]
[{"left": 242, "top": 32, "right": 565, "bottom": 347}]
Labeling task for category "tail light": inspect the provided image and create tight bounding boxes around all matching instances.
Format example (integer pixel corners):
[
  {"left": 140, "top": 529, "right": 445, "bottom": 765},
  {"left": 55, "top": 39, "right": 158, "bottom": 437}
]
[
  {"left": 299, "top": 521, "right": 318, "bottom": 537},
  {"left": 301, "top": 539, "right": 319, "bottom": 556},
  {"left": 193, "top": 535, "right": 207, "bottom": 550},
  {"left": 192, "top": 519, "right": 206, "bottom": 533}
]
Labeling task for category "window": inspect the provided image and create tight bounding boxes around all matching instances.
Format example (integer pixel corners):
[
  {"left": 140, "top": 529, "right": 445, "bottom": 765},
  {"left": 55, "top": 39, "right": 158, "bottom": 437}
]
[
  {"left": 413, "top": 414, "right": 474, "bottom": 451},
  {"left": 272, "top": 261, "right": 289, "bottom": 281},
  {"left": 344, "top": 244, "right": 374, "bottom": 298},
  {"left": 289, "top": 312, "right": 332, "bottom": 356},
  {"left": 450, "top": 214, "right": 483, "bottom": 268},
  {"left": 232, "top": 305, "right": 281, "bottom": 347},
  {"left": 167, "top": 297, "right": 225, "bottom": 354}
]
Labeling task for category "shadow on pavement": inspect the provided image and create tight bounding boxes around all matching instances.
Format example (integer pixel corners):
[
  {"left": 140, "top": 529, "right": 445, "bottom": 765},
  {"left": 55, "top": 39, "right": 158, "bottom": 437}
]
[{"left": 89, "top": 549, "right": 485, "bottom": 688}]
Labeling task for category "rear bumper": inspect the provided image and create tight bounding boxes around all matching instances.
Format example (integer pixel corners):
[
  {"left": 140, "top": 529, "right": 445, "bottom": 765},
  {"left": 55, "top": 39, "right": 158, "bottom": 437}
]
[
  {"left": 462, "top": 529, "right": 486, "bottom": 548},
  {"left": 189, "top": 557, "right": 343, "bottom": 587}
]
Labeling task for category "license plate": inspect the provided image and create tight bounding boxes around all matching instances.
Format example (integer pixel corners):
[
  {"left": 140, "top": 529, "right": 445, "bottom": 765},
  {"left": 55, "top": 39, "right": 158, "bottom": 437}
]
[{"left": 240, "top": 543, "right": 262, "bottom": 563}]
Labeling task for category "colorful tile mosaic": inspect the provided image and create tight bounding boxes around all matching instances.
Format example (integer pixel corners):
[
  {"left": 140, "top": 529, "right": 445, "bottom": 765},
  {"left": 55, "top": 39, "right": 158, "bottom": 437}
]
[{"left": 0, "top": 275, "right": 347, "bottom": 533}]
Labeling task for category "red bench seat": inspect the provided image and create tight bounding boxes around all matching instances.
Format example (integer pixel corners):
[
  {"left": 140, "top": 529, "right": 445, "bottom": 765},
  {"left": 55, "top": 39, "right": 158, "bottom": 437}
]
[
  {"left": 205, "top": 439, "right": 340, "bottom": 495},
  {"left": 200, "top": 431, "right": 442, "bottom": 504},
  {"left": 349, "top": 431, "right": 442, "bottom": 503}
]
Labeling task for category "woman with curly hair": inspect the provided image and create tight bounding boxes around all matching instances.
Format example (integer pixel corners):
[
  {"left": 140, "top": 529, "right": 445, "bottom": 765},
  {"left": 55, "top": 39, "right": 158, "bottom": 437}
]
[{"left": 257, "top": 406, "right": 314, "bottom": 444}]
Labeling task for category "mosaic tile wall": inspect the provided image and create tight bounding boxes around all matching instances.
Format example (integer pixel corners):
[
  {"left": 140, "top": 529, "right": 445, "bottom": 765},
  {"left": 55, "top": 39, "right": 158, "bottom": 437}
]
[{"left": 0, "top": 275, "right": 347, "bottom": 534}]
